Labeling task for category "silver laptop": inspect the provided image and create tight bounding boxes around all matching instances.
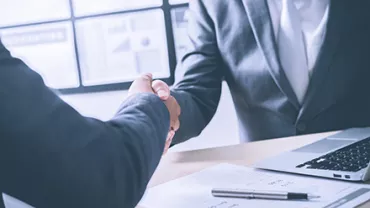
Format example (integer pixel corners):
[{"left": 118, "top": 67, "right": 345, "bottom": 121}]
[{"left": 254, "top": 127, "right": 370, "bottom": 181}]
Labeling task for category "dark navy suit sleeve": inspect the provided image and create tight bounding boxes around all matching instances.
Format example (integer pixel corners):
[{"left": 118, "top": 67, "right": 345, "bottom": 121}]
[{"left": 0, "top": 41, "right": 170, "bottom": 208}]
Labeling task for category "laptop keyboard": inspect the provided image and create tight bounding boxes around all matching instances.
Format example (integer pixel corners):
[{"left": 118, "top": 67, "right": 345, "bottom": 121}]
[{"left": 296, "top": 137, "right": 370, "bottom": 172}]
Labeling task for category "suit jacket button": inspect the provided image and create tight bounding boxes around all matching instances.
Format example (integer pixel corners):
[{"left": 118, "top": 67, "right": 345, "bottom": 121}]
[{"left": 297, "top": 123, "right": 307, "bottom": 132}]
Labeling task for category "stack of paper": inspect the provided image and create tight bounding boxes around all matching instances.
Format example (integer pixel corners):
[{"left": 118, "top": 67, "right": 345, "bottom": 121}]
[{"left": 139, "top": 164, "right": 370, "bottom": 208}]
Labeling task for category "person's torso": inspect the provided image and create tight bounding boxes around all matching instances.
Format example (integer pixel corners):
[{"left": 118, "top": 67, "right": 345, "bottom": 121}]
[{"left": 201, "top": 0, "right": 370, "bottom": 142}]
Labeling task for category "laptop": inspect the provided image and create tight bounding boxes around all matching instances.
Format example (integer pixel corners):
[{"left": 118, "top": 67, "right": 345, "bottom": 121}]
[{"left": 253, "top": 127, "right": 370, "bottom": 181}]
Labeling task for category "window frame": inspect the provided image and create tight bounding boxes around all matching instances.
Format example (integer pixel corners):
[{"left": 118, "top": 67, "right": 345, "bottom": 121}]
[{"left": 0, "top": 0, "right": 189, "bottom": 94}]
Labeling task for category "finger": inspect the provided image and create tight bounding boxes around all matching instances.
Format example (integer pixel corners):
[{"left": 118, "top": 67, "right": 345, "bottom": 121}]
[
  {"left": 152, "top": 80, "right": 170, "bottom": 100},
  {"left": 168, "top": 130, "right": 175, "bottom": 141},
  {"left": 163, "top": 130, "right": 175, "bottom": 155},
  {"left": 163, "top": 134, "right": 171, "bottom": 155},
  {"left": 175, "top": 99, "right": 181, "bottom": 116},
  {"left": 163, "top": 144, "right": 169, "bottom": 155},
  {"left": 168, "top": 96, "right": 181, "bottom": 116},
  {"left": 171, "top": 118, "right": 180, "bottom": 132}
]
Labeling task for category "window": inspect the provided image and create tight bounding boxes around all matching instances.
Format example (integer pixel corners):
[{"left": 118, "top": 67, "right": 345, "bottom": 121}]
[
  {"left": 171, "top": 6, "right": 190, "bottom": 62},
  {"left": 0, "top": 0, "right": 189, "bottom": 94}
]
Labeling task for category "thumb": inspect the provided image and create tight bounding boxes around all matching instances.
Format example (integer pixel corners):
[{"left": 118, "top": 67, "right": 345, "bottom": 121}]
[{"left": 152, "top": 80, "right": 170, "bottom": 100}]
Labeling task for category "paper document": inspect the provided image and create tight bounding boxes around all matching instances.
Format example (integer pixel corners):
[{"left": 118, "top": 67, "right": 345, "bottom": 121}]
[
  {"left": 139, "top": 164, "right": 370, "bottom": 208},
  {"left": 3, "top": 194, "right": 34, "bottom": 208}
]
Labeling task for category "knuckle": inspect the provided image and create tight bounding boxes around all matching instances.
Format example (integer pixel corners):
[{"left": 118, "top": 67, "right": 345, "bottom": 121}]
[
  {"left": 141, "top": 73, "right": 153, "bottom": 81},
  {"left": 152, "top": 80, "right": 168, "bottom": 89}
]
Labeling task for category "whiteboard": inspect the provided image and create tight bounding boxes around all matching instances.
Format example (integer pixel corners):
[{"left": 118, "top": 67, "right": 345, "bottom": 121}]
[
  {"left": 0, "top": 0, "right": 71, "bottom": 27},
  {"left": 72, "top": 0, "right": 162, "bottom": 17},
  {"left": 169, "top": 0, "right": 188, "bottom": 5},
  {"left": 75, "top": 10, "right": 170, "bottom": 86},
  {"left": 171, "top": 7, "right": 191, "bottom": 62},
  {"left": 0, "top": 22, "right": 80, "bottom": 89}
]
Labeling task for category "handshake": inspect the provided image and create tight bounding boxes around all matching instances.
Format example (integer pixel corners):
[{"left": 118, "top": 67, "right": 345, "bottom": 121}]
[{"left": 128, "top": 73, "right": 181, "bottom": 155}]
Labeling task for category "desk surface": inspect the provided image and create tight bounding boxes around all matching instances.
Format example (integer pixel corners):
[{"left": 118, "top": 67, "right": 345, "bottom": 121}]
[{"left": 144, "top": 131, "right": 370, "bottom": 208}]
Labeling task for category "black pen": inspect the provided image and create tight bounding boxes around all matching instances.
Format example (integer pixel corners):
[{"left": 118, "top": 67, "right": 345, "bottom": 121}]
[{"left": 212, "top": 188, "right": 320, "bottom": 200}]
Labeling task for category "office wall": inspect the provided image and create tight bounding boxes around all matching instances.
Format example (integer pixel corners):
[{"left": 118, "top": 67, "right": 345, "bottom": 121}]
[
  {"left": 1, "top": 0, "right": 240, "bottom": 151},
  {"left": 60, "top": 82, "right": 240, "bottom": 152},
  {"left": 0, "top": 1, "right": 188, "bottom": 93}
]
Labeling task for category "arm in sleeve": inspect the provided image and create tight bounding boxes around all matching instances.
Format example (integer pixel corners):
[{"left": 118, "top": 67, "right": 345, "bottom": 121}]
[
  {"left": 171, "top": 0, "right": 224, "bottom": 144},
  {"left": 0, "top": 41, "right": 169, "bottom": 208}
]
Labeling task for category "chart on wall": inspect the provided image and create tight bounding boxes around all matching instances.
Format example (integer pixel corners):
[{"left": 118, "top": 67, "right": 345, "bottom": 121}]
[
  {"left": 0, "top": 0, "right": 188, "bottom": 92},
  {"left": 171, "top": 7, "right": 191, "bottom": 62},
  {"left": 0, "top": 22, "right": 80, "bottom": 89},
  {"left": 72, "top": 0, "right": 162, "bottom": 17},
  {"left": 0, "top": 0, "right": 71, "bottom": 27},
  {"left": 169, "top": 0, "right": 188, "bottom": 5},
  {"left": 75, "top": 10, "right": 170, "bottom": 86}
]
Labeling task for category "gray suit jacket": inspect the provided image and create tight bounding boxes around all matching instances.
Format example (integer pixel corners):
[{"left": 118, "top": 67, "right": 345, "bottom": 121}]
[
  {"left": 171, "top": 0, "right": 370, "bottom": 144},
  {"left": 0, "top": 41, "right": 169, "bottom": 207}
]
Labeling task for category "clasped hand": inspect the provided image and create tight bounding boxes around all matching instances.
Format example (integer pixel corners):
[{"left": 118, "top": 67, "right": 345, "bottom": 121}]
[{"left": 128, "top": 73, "right": 181, "bottom": 155}]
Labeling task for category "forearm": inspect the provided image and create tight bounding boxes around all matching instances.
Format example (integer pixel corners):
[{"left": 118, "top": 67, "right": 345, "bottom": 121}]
[
  {"left": 168, "top": 0, "right": 225, "bottom": 144},
  {"left": 0, "top": 42, "right": 169, "bottom": 207},
  {"left": 170, "top": 88, "right": 220, "bottom": 145},
  {"left": 109, "top": 93, "right": 170, "bottom": 185},
  {"left": 1, "top": 91, "right": 169, "bottom": 208}
]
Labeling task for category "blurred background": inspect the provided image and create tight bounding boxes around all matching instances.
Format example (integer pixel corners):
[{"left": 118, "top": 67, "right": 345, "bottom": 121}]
[{"left": 0, "top": 0, "right": 239, "bottom": 151}]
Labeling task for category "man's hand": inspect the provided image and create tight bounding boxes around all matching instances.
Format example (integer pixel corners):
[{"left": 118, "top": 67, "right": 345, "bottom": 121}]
[
  {"left": 128, "top": 74, "right": 181, "bottom": 154},
  {"left": 128, "top": 73, "right": 157, "bottom": 96},
  {"left": 152, "top": 79, "right": 181, "bottom": 155}
]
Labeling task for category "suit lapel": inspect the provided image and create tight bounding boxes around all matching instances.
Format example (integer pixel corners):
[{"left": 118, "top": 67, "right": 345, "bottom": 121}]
[
  {"left": 298, "top": 0, "right": 350, "bottom": 121},
  {"left": 241, "top": 0, "right": 300, "bottom": 110}
]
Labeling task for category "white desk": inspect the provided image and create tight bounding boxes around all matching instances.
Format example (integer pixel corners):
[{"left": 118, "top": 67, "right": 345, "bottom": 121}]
[{"left": 142, "top": 131, "right": 370, "bottom": 208}]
